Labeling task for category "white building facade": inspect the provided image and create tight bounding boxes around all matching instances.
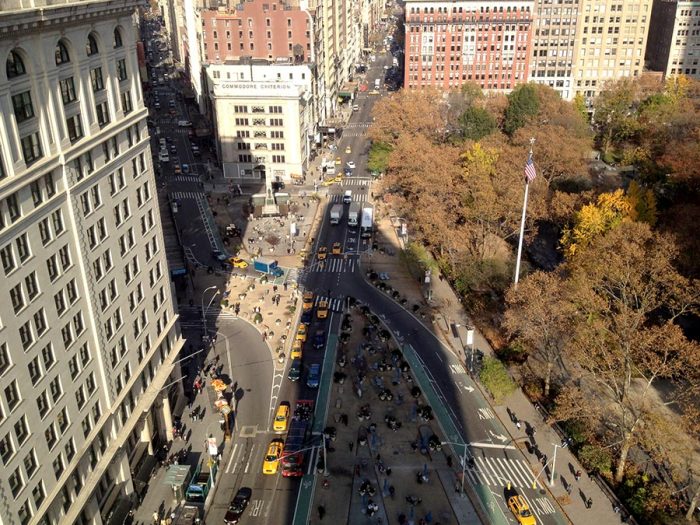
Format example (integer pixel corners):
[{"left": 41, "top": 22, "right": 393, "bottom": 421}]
[
  {"left": 0, "top": 1, "right": 183, "bottom": 524},
  {"left": 206, "top": 62, "right": 314, "bottom": 182}
]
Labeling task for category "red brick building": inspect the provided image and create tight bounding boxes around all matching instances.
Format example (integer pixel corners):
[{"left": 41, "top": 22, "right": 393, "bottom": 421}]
[
  {"left": 403, "top": 0, "right": 534, "bottom": 91},
  {"left": 201, "top": 0, "right": 312, "bottom": 64}
]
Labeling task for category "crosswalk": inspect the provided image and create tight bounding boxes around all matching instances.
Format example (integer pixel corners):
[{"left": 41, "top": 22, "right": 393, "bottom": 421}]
[
  {"left": 344, "top": 122, "right": 371, "bottom": 129},
  {"left": 177, "top": 304, "right": 240, "bottom": 321},
  {"left": 313, "top": 295, "right": 345, "bottom": 312},
  {"left": 342, "top": 178, "right": 373, "bottom": 186},
  {"left": 465, "top": 456, "right": 542, "bottom": 490},
  {"left": 306, "top": 257, "right": 357, "bottom": 274},
  {"left": 329, "top": 193, "right": 370, "bottom": 203},
  {"left": 171, "top": 191, "right": 204, "bottom": 200},
  {"left": 172, "top": 175, "right": 200, "bottom": 183}
]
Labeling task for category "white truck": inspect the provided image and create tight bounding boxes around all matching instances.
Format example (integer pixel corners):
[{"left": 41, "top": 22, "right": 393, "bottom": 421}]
[
  {"left": 348, "top": 202, "right": 361, "bottom": 227},
  {"left": 329, "top": 204, "right": 344, "bottom": 225},
  {"left": 360, "top": 206, "right": 373, "bottom": 238}
]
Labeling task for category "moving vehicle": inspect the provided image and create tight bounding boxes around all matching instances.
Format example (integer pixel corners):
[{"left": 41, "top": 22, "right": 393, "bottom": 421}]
[
  {"left": 352, "top": 104, "right": 360, "bottom": 111},
  {"left": 288, "top": 358, "right": 302, "bottom": 381},
  {"left": 317, "top": 300, "right": 329, "bottom": 319},
  {"left": 307, "top": 363, "right": 321, "bottom": 388},
  {"left": 346, "top": 161, "right": 356, "bottom": 170},
  {"left": 332, "top": 242, "right": 342, "bottom": 255},
  {"left": 325, "top": 164, "right": 336, "bottom": 176},
  {"left": 158, "top": 151, "right": 170, "bottom": 163},
  {"left": 348, "top": 202, "right": 361, "bottom": 227},
  {"left": 317, "top": 246, "right": 328, "bottom": 260},
  {"left": 335, "top": 157, "right": 342, "bottom": 165},
  {"left": 313, "top": 331, "right": 326, "bottom": 349},
  {"left": 224, "top": 488, "right": 252, "bottom": 525},
  {"left": 343, "top": 190, "right": 352, "bottom": 204},
  {"left": 212, "top": 249, "right": 228, "bottom": 262},
  {"left": 273, "top": 403, "right": 290, "bottom": 433},
  {"left": 329, "top": 204, "right": 343, "bottom": 225},
  {"left": 253, "top": 257, "right": 284, "bottom": 277},
  {"left": 295, "top": 325, "right": 307, "bottom": 342},
  {"left": 281, "top": 400, "right": 314, "bottom": 477},
  {"left": 302, "top": 291, "right": 314, "bottom": 310},
  {"left": 507, "top": 495, "right": 536, "bottom": 525},
  {"left": 291, "top": 339, "right": 303, "bottom": 359},
  {"left": 228, "top": 257, "right": 248, "bottom": 268},
  {"left": 178, "top": 120, "right": 193, "bottom": 127},
  {"left": 345, "top": 146, "right": 352, "bottom": 154},
  {"left": 374, "top": 78, "right": 381, "bottom": 89},
  {"left": 360, "top": 206, "right": 374, "bottom": 239},
  {"left": 262, "top": 440, "right": 284, "bottom": 474}
]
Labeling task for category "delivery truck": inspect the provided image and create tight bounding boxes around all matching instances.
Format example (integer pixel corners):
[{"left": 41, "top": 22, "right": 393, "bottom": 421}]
[
  {"left": 329, "top": 204, "right": 343, "bottom": 225},
  {"left": 348, "top": 202, "right": 361, "bottom": 227},
  {"left": 360, "top": 206, "right": 373, "bottom": 238},
  {"left": 253, "top": 257, "right": 284, "bottom": 277}
]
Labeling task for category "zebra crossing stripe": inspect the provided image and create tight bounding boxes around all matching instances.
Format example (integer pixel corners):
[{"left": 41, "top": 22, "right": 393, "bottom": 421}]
[
  {"left": 476, "top": 457, "right": 498, "bottom": 485},
  {"left": 496, "top": 457, "right": 526, "bottom": 487},
  {"left": 512, "top": 458, "right": 540, "bottom": 489}
]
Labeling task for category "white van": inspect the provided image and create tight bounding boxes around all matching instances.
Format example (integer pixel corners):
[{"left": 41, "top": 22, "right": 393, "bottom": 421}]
[
  {"left": 343, "top": 190, "right": 352, "bottom": 204},
  {"left": 159, "top": 138, "right": 167, "bottom": 148},
  {"left": 374, "top": 79, "right": 381, "bottom": 89}
]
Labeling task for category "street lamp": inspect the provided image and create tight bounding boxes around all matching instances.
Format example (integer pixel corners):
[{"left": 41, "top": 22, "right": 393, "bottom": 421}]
[
  {"left": 531, "top": 442, "right": 561, "bottom": 489},
  {"left": 201, "top": 286, "right": 220, "bottom": 343},
  {"left": 441, "top": 441, "right": 471, "bottom": 497}
]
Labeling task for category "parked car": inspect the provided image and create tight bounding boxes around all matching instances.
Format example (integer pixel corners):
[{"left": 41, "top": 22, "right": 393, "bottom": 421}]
[{"left": 307, "top": 363, "right": 321, "bottom": 388}]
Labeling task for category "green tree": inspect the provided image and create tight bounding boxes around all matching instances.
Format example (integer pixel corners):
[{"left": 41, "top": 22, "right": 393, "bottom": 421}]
[
  {"left": 367, "top": 141, "right": 392, "bottom": 173},
  {"left": 573, "top": 92, "right": 589, "bottom": 121},
  {"left": 593, "top": 78, "right": 641, "bottom": 157},
  {"left": 503, "top": 84, "right": 539, "bottom": 136},
  {"left": 479, "top": 357, "right": 517, "bottom": 403},
  {"left": 458, "top": 106, "right": 497, "bottom": 140}
]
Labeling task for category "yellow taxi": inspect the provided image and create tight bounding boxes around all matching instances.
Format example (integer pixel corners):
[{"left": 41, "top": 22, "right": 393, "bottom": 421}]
[
  {"left": 273, "top": 403, "right": 290, "bottom": 433},
  {"left": 262, "top": 440, "right": 284, "bottom": 474},
  {"left": 332, "top": 242, "right": 342, "bottom": 255},
  {"left": 295, "top": 324, "right": 307, "bottom": 342},
  {"left": 507, "top": 495, "right": 536, "bottom": 525},
  {"left": 345, "top": 146, "right": 352, "bottom": 154},
  {"left": 302, "top": 291, "right": 314, "bottom": 310},
  {"left": 291, "top": 339, "right": 303, "bottom": 359},
  {"left": 174, "top": 163, "right": 182, "bottom": 174},
  {"left": 317, "top": 246, "right": 328, "bottom": 260},
  {"left": 334, "top": 157, "right": 342, "bottom": 165},
  {"left": 228, "top": 257, "right": 249, "bottom": 268},
  {"left": 317, "top": 300, "right": 329, "bottom": 319}
]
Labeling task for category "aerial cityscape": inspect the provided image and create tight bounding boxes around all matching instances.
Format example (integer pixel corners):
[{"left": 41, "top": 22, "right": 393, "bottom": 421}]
[{"left": 0, "top": 0, "right": 697, "bottom": 524}]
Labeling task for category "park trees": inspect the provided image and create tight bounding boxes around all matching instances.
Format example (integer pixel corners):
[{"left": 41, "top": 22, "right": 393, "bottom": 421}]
[{"left": 554, "top": 221, "right": 699, "bottom": 483}]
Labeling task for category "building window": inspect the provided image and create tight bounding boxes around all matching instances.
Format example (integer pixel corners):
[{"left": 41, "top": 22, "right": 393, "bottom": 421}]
[
  {"left": 52, "top": 454, "right": 63, "bottom": 479},
  {"left": 90, "top": 67, "right": 104, "bottom": 92},
  {"left": 16, "top": 233, "right": 29, "bottom": 262},
  {"left": 32, "top": 482, "right": 45, "bottom": 508},
  {"left": 66, "top": 114, "right": 84, "bottom": 142},
  {"left": 12, "top": 91, "right": 34, "bottom": 123},
  {"left": 25, "top": 271, "right": 38, "bottom": 299},
  {"left": 6, "top": 50, "right": 26, "bottom": 79},
  {"left": 30, "top": 181, "right": 42, "bottom": 206},
  {"left": 1, "top": 244, "right": 14, "bottom": 274},
  {"left": 55, "top": 41, "right": 70, "bottom": 65},
  {"left": 27, "top": 357, "right": 41, "bottom": 385},
  {"left": 86, "top": 34, "right": 99, "bottom": 56},
  {"left": 23, "top": 449, "right": 37, "bottom": 477},
  {"left": 5, "top": 380, "right": 20, "bottom": 411},
  {"left": 10, "top": 284, "right": 24, "bottom": 313},
  {"left": 18, "top": 501, "right": 31, "bottom": 525},
  {"left": 0, "top": 433, "right": 14, "bottom": 465},
  {"left": 65, "top": 438, "right": 75, "bottom": 461},
  {"left": 15, "top": 417, "right": 28, "bottom": 445},
  {"left": 96, "top": 102, "right": 110, "bottom": 127},
  {"left": 0, "top": 343, "right": 9, "bottom": 375},
  {"left": 9, "top": 467, "right": 23, "bottom": 498},
  {"left": 60, "top": 77, "right": 77, "bottom": 105},
  {"left": 19, "top": 322, "right": 33, "bottom": 350},
  {"left": 121, "top": 90, "right": 133, "bottom": 114},
  {"left": 34, "top": 309, "right": 47, "bottom": 336},
  {"left": 114, "top": 28, "right": 123, "bottom": 48},
  {"left": 57, "top": 407, "right": 69, "bottom": 433},
  {"left": 117, "top": 58, "right": 127, "bottom": 81},
  {"left": 20, "top": 132, "right": 42, "bottom": 165},
  {"left": 36, "top": 391, "right": 49, "bottom": 418},
  {"left": 49, "top": 377, "right": 62, "bottom": 402}
]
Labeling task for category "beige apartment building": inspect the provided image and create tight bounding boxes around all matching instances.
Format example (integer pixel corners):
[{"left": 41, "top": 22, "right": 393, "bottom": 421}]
[
  {"left": 646, "top": 0, "right": 700, "bottom": 79},
  {"left": 571, "top": 0, "right": 652, "bottom": 101},
  {"left": 0, "top": 1, "right": 183, "bottom": 524}
]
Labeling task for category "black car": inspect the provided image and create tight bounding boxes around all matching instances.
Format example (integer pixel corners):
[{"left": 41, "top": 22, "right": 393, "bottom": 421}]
[{"left": 224, "top": 487, "right": 252, "bottom": 524}]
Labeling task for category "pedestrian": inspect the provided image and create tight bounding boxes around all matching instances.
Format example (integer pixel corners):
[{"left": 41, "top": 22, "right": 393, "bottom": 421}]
[
  {"left": 566, "top": 485, "right": 572, "bottom": 495},
  {"left": 516, "top": 420, "right": 521, "bottom": 430},
  {"left": 575, "top": 470, "right": 582, "bottom": 482},
  {"left": 541, "top": 454, "right": 547, "bottom": 466},
  {"left": 586, "top": 497, "right": 593, "bottom": 509},
  {"left": 318, "top": 505, "right": 326, "bottom": 520},
  {"left": 446, "top": 455, "right": 453, "bottom": 468},
  {"left": 349, "top": 441, "right": 354, "bottom": 452},
  {"left": 152, "top": 511, "right": 159, "bottom": 525}
]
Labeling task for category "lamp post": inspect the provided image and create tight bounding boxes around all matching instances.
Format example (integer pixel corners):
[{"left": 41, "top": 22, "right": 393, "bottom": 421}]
[
  {"left": 441, "top": 441, "right": 470, "bottom": 497},
  {"left": 550, "top": 443, "right": 560, "bottom": 487},
  {"left": 201, "top": 286, "right": 220, "bottom": 343}
]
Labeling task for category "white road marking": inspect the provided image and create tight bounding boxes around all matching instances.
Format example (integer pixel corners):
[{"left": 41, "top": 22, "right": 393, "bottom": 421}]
[{"left": 226, "top": 443, "right": 239, "bottom": 473}]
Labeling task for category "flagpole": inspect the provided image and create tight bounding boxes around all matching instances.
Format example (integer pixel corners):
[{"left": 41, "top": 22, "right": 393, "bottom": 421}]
[{"left": 513, "top": 138, "right": 535, "bottom": 288}]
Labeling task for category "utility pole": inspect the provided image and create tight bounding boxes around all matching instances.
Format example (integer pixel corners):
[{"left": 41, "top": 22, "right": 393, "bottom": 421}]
[{"left": 513, "top": 138, "right": 536, "bottom": 288}]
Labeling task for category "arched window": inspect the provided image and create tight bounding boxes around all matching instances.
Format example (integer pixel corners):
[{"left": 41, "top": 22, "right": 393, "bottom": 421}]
[
  {"left": 86, "top": 34, "right": 99, "bottom": 56},
  {"left": 6, "top": 50, "right": 26, "bottom": 79},
  {"left": 55, "top": 41, "right": 70, "bottom": 65},
  {"left": 114, "top": 28, "right": 123, "bottom": 48}
]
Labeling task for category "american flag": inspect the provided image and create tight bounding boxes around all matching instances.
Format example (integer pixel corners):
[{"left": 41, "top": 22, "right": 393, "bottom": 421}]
[{"left": 524, "top": 154, "right": 536, "bottom": 183}]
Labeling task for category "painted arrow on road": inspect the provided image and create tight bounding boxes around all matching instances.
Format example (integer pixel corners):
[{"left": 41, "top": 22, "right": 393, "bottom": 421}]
[{"left": 489, "top": 430, "right": 508, "bottom": 443}]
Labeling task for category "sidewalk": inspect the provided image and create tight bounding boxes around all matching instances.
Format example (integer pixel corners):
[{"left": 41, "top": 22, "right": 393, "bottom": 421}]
[{"left": 359, "top": 210, "right": 627, "bottom": 525}]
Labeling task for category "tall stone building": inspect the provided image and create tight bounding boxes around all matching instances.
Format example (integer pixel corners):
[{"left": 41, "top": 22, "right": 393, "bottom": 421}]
[
  {"left": 0, "top": 1, "right": 183, "bottom": 524},
  {"left": 646, "top": 0, "right": 700, "bottom": 79}
]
